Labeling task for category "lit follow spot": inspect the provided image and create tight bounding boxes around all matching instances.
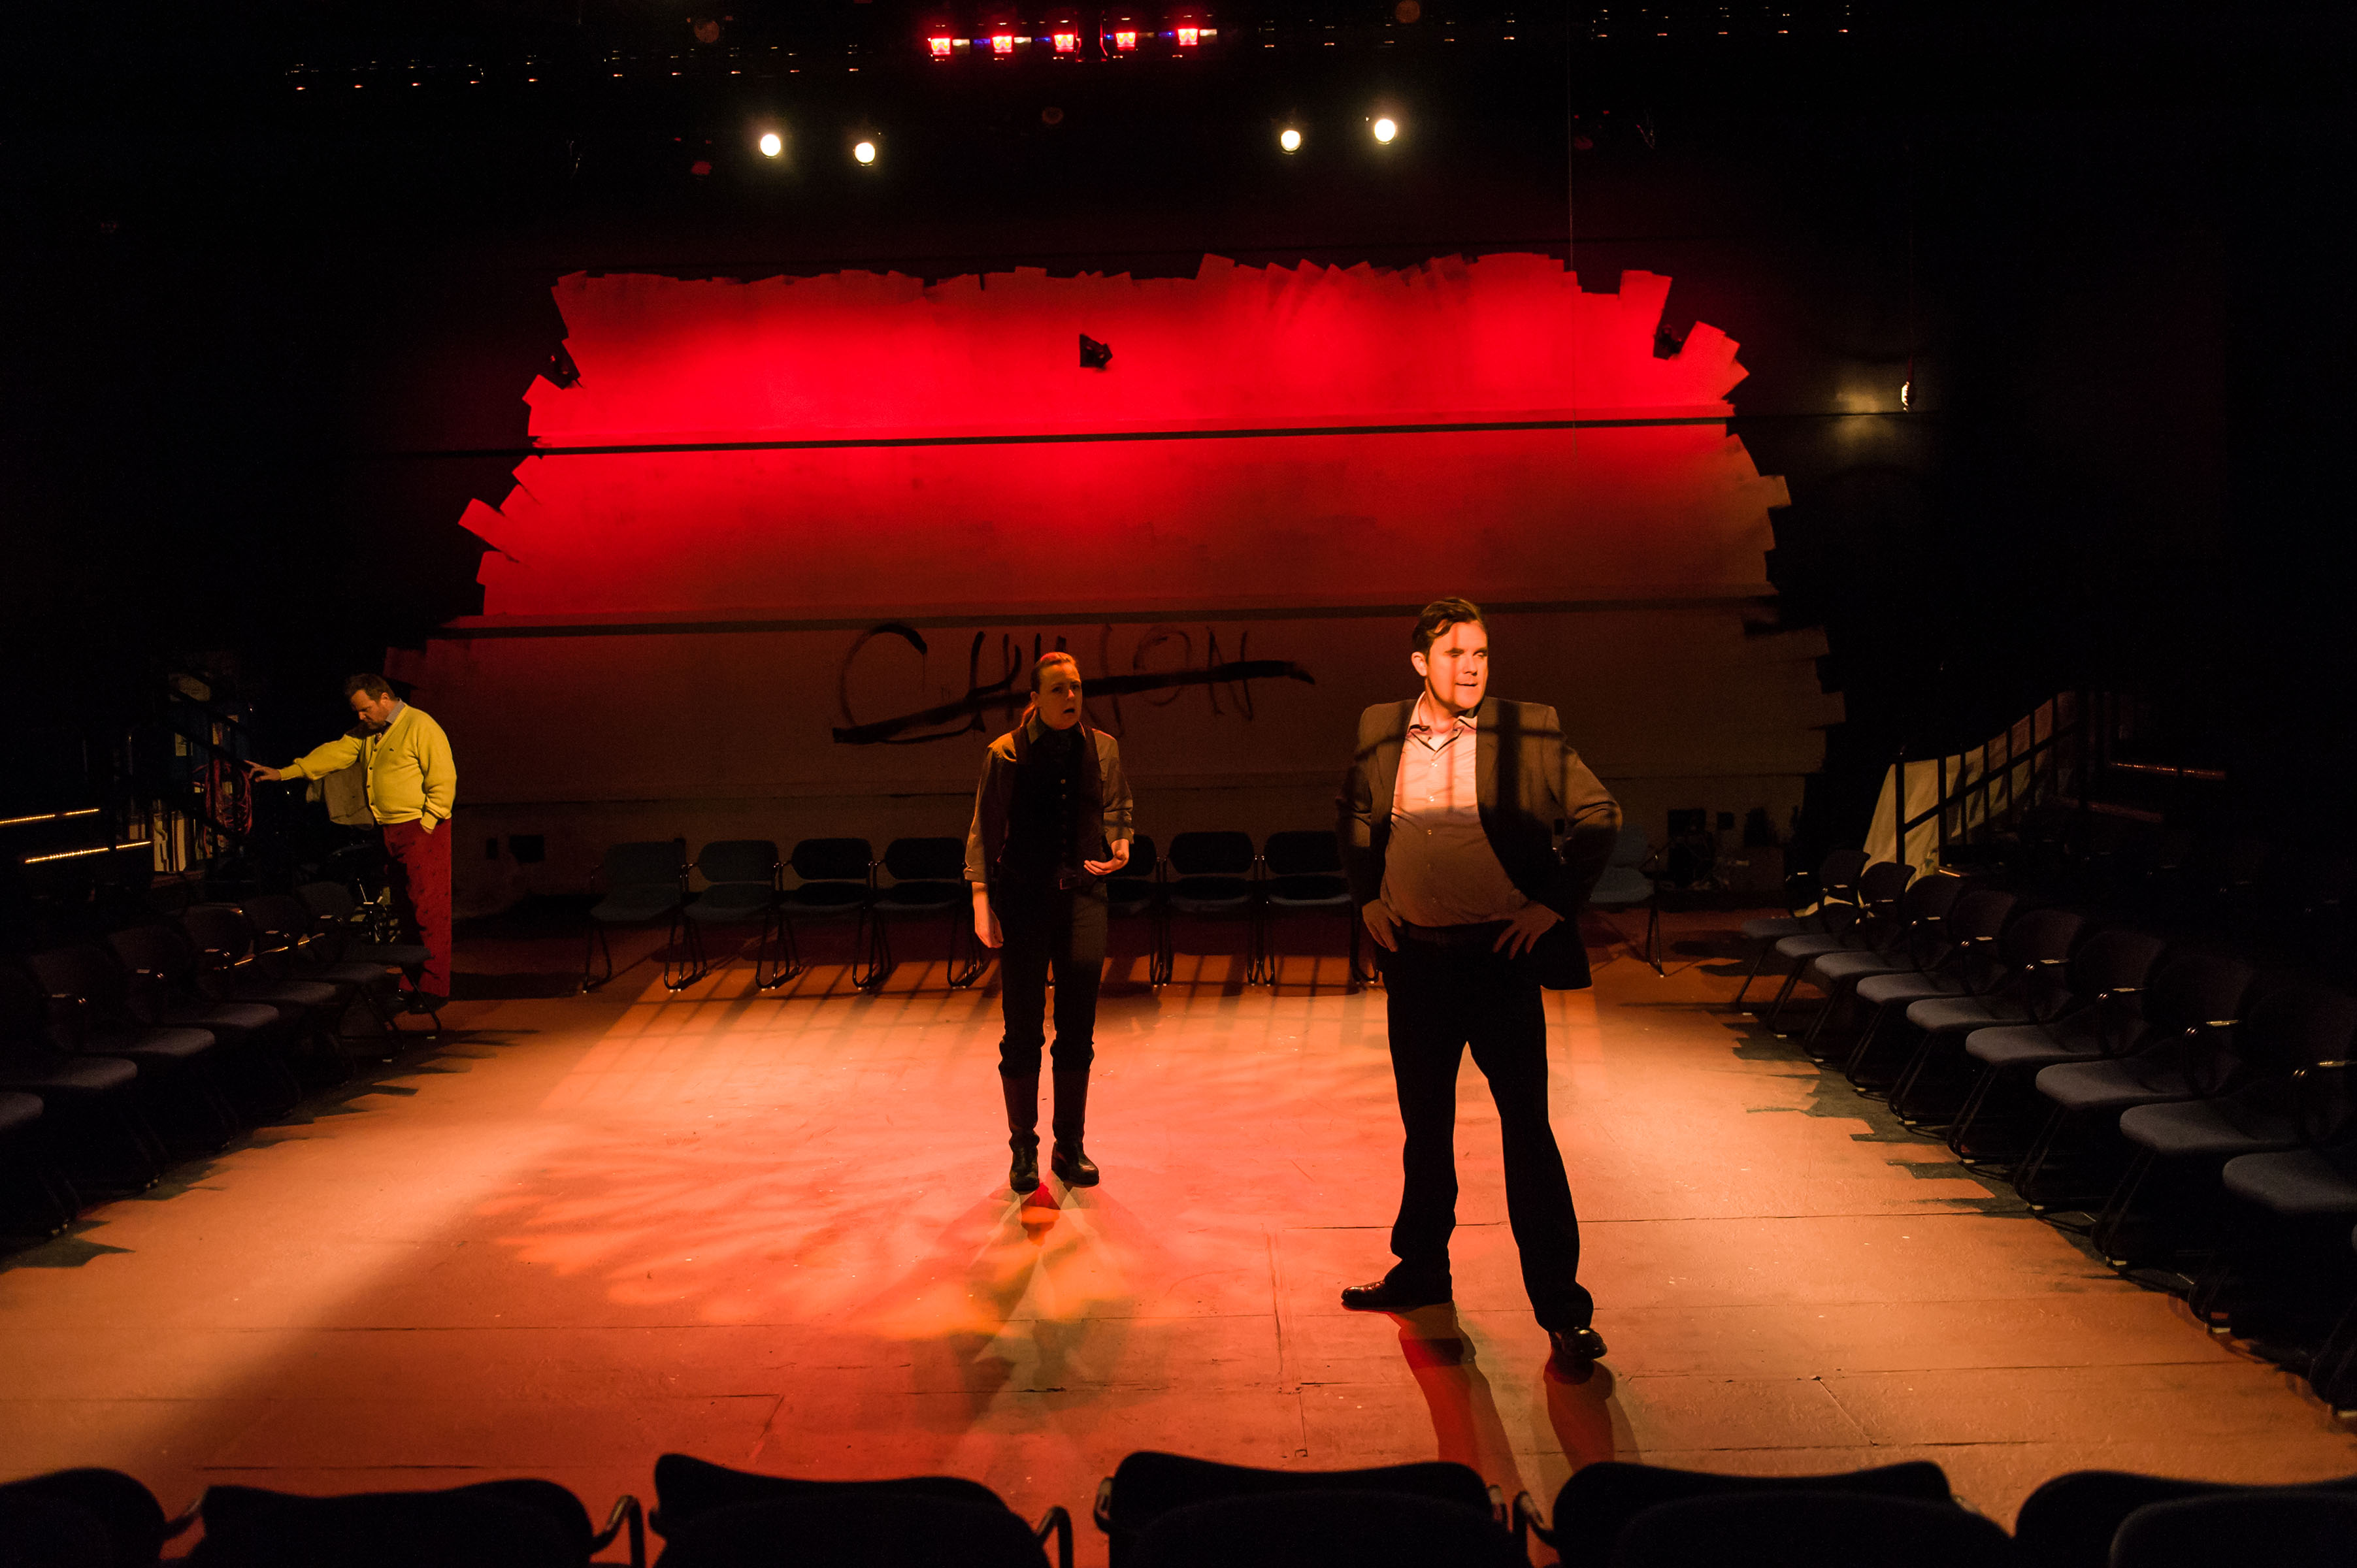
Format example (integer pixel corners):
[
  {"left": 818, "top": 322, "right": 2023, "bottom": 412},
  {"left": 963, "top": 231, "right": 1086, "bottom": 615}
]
[
  {"left": 757, "top": 131, "right": 782, "bottom": 157},
  {"left": 1372, "top": 116, "right": 1398, "bottom": 144},
  {"left": 1279, "top": 127, "right": 1302, "bottom": 154},
  {"left": 853, "top": 140, "right": 878, "bottom": 165}
]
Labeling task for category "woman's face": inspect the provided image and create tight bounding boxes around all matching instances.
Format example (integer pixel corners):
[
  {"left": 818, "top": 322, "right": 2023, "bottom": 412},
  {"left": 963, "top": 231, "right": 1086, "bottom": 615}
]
[{"left": 1034, "top": 662, "right": 1085, "bottom": 730}]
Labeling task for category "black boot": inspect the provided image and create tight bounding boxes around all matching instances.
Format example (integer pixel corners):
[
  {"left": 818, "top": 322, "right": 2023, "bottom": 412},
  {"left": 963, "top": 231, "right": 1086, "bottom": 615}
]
[
  {"left": 1050, "top": 1068, "right": 1099, "bottom": 1186},
  {"left": 1002, "top": 1071, "right": 1041, "bottom": 1192}
]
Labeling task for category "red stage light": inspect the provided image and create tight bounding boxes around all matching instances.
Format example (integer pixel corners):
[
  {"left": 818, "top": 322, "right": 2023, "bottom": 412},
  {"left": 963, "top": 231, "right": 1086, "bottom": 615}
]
[
  {"left": 1112, "top": 29, "right": 1138, "bottom": 50},
  {"left": 1052, "top": 30, "right": 1079, "bottom": 52},
  {"left": 927, "top": 35, "right": 952, "bottom": 56},
  {"left": 990, "top": 32, "right": 1014, "bottom": 53},
  {"left": 1176, "top": 25, "right": 1199, "bottom": 45}
]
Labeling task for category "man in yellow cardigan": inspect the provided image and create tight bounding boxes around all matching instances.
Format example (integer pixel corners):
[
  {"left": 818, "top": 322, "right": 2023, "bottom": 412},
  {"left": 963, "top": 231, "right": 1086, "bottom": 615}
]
[{"left": 249, "top": 675, "right": 457, "bottom": 1012}]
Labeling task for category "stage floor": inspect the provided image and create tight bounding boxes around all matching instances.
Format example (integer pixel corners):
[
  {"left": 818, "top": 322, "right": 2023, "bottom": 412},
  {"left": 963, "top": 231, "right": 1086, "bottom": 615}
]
[{"left": 4, "top": 913, "right": 2353, "bottom": 1554}]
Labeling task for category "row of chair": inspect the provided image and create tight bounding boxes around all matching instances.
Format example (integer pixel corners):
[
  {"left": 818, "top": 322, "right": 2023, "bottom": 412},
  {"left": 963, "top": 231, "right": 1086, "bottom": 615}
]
[
  {"left": 7, "top": 1449, "right": 2352, "bottom": 1567},
  {"left": 585, "top": 832, "right": 1379, "bottom": 995},
  {"left": 1739, "top": 849, "right": 2357, "bottom": 1411},
  {"left": 0, "top": 883, "right": 426, "bottom": 1237}
]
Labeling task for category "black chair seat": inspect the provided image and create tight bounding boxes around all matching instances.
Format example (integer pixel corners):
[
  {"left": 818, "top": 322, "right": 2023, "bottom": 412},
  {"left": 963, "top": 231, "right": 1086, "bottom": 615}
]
[
  {"left": 2222, "top": 1149, "right": 2357, "bottom": 1216},
  {"left": 1739, "top": 914, "right": 1811, "bottom": 940},
  {"left": 1855, "top": 972, "right": 1968, "bottom": 1007},
  {"left": 874, "top": 881, "right": 964, "bottom": 913},
  {"left": 315, "top": 960, "right": 399, "bottom": 990},
  {"left": 227, "top": 978, "right": 342, "bottom": 1011},
  {"left": 348, "top": 941, "right": 431, "bottom": 968},
  {"left": 2120, "top": 1094, "right": 2301, "bottom": 1159},
  {"left": 0, "top": 1090, "right": 41, "bottom": 1135},
  {"left": 684, "top": 886, "right": 777, "bottom": 922},
  {"left": 1772, "top": 932, "right": 1854, "bottom": 961},
  {"left": 1107, "top": 883, "right": 1157, "bottom": 911},
  {"left": 780, "top": 885, "right": 868, "bottom": 915},
  {"left": 0, "top": 1468, "right": 169, "bottom": 1568},
  {"left": 189, "top": 1480, "right": 590, "bottom": 1568},
  {"left": 1265, "top": 875, "right": 1350, "bottom": 908},
  {"left": 2015, "top": 1469, "right": 2357, "bottom": 1568},
  {"left": 1098, "top": 1452, "right": 1492, "bottom": 1560},
  {"left": 1811, "top": 949, "right": 1913, "bottom": 983},
  {"left": 1905, "top": 995, "right": 2030, "bottom": 1033},
  {"left": 0, "top": 1054, "right": 139, "bottom": 1100},
  {"left": 1964, "top": 1023, "right": 2104, "bottom": 1073},
  {"left": 84, "top": 1027, "right": 216, "bottom": 1068},
  {"left": 157, "top": 1000, "right": 287, "bottom": 1039},
  {"left": 2036, "top": 1057, "right": 2198, "bottom": 1114},
  {"left": 1541, "top": 1459, "right": 1954, "bottom": 1567},
  {"left": 651, "top": 1453, "right": 1005, "bottom": 1538},
  {"left": 590, "top": 890, "right": 683, "bottom": 923},
  {"left": 1168, "top": 877, "right": 1252, "bottom": 913},
  {"left": 1588, "top": 867, "right": 1656, "bottom": 908}
]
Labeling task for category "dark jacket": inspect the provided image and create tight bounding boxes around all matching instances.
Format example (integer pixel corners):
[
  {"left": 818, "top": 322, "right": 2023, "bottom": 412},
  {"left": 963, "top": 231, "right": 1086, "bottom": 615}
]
[
  {"left": 965, "top": 719, "right": 1135, "bottom": 892},
  {"left": 1338, "top": 697, "right": 1622, "bottom": 988}
]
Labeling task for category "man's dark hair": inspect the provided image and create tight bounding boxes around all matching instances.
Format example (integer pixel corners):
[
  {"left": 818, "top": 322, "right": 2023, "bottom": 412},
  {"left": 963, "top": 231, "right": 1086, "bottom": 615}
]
[
  {"left": 342, "top": 674, "right": 395, "bottom": 700},
  {"left": 1411, "top": 597, "right": 1485, "bottom": 656}
]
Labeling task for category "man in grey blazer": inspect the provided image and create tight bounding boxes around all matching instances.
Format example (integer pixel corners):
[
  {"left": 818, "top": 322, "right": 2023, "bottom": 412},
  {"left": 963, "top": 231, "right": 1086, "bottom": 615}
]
[{"left": 1336, "top": 597, "right": 1622, "bottom": 1375}]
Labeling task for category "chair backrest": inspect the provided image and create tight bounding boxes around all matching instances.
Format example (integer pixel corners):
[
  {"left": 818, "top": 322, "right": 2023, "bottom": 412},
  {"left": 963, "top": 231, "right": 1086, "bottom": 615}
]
[
  {"left": 2231, "top": 983, "right": 2357, "bottom": 1079},
  {"left": 1999, "top": 907, "right": 2085, "bottom": 969},
  {"left": 1261, "top": 832, "right": 1342, "bottom": 878},
  {"left": 1817, "top": 847, "right": 1871, "bottom": 898},
  {"left": 1608, "top": 825, "right": 1651, "bottom": 868},
  {"left": 695, "top": 840, "right": 780, "bottom": 888},
  {"left": 1546, "top": 1460, "right": 1954, "bottom": 1568},
  {"left": 242, "top": 894, "right": 317, "bottom": 947},
  {"left": 1132, "top": 1488, "right": 1519, "bottom": 1568},
  {"left": 298, "top": 881, "right": 358, "bottom": 921},
  {"left": 656, "top": 1494, "right": 1045, "bottom": 1568},
  {"left": 882, "top": 837, "right": 968, "bottom": 883},
  {"left": 1942, "top": 889, "right": 2017, "bottom": 944},
  {"left": 107, "top": 924, "right": 197, "bottom": 988},
  {"left": 2112, "top": 1490, "right": 2357, "bottom": 1568},
  {"left": 2013, "top": 1469, "right": 2357, "bottom": 1568},
  {"left": 2138, "top": 955, "right": 2258, "bottom": 1045},
  {"left": 189, "top": 1480, "right": 591, "bottom": 1568},
  {"left": 790, "top": 838, "right": 874, "bottom": 883},
  {"left": 1855, "top": 860, "right": 1913, "bottom": 911},
  {"left": 2068, "top": 930, "right": 2167, "bottom": 1001},
  {"left": 0, "top": 1467, "right": 167, "bottom": 1568},
  {"left": 181, "top": 904, "right": 257, "bottom": 963},
  {"left": 1607, "top": 1491, "right": 2007, "bottom": 1568},
  {"left": 1166, "top": 832, "right": 1255, "bottom": 878},
  {"left": 1098, "top": 1452, "right": 1491, "bottom": 1557},
  {"left": 1111, "top": 835, "right": 1159, "bottom": 881},
  {"left": 25, "top": 945, "right": 124, "bottom": 1015},
  {"left": 650, "top": 1454, "right": 1006, "bottom": 1539},
  {"left": 601, "top": 841, "right": 687, "bottom": 890}
]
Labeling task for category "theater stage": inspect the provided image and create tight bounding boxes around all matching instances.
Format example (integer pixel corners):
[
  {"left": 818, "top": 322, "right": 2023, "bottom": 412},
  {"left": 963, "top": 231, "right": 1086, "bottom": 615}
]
[{"left": 4, "top": 913, "right": 2352, "bottom": 1555}]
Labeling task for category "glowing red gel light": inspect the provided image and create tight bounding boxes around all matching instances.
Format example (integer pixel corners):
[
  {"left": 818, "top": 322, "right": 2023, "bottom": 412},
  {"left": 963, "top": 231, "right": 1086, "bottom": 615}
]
[
  {"left": 1052, "top": 30, "right": 1078, "bottom": 51},
  {"left": 991, "top": 32, "right": 1014, "bottom": 52},
  {"left": 927, "top": 35, "right": 952, "bottom": 56},
  {"left": 1176, "top": 25, "right": 1199, "bottom": 45},
  {"left": 1112, "top": 29, "right": 1137, "bottom": 49}
]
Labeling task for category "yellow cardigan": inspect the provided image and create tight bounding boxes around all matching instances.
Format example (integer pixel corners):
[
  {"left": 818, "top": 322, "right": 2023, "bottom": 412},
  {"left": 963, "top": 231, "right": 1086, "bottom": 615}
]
[{"left": 282, "top": 704, "right": 456, "bottom": 831}]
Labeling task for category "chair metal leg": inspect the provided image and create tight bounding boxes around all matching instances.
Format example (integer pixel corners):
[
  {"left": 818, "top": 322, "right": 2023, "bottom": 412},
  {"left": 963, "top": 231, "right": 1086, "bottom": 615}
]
[
  {"left": 1945, "top": 1066, "right": 2004, "bottom": 1160},
  {"left": 1732, "top": 941, "right": 1776, "bottom": 1005},
  {"left": 947, "top": 909, "right": 984, "bottom": 989},
  {"left": 1842, "top": 1002, "right": 1902, "bottom": 1088},
  {"left": 582, "top": 922, "right": 616, "bottom": 992},
  {"left": 851, "top": 908, "right": 885, "bottom": 992},
  {"left": 1762, "top": 962, "right": 1809, "bottom": 1032},
  {"left": 755, "top": 913, "right": 802, "bottom": 989},
  {"left": 2013, "top": 1104, "right": 2074, "bottom": 1211},
  {"left": 1644, "top": 902, "right": 1663, "bottom": 975},
  {"left": 660, "top": 911, "right": 706, "bottom": 992},
  {"left": 2092, "top": 1146, "right": 2160, "bottom": 1263}
]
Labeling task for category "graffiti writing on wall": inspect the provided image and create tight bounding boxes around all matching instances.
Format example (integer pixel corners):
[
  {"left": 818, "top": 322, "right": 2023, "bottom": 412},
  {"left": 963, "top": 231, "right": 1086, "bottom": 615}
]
[{"left": 833, "top": 623, "right": 1314, "bottom": 745}]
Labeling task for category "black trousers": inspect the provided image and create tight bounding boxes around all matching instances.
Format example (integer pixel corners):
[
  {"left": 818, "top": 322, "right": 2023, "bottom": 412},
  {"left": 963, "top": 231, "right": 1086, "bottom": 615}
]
[
  {"left": 995, "top": 881, "right": 1107, "bottom": 1077},
  {"left": 1381, "top": 929, "right": 1592, "bottom": 1331}
]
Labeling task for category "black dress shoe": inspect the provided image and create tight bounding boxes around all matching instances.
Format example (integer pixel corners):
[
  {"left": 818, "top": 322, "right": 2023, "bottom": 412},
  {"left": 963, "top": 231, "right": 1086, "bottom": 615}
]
[
  {"left": 1340, "top": 1277, "right": 1452, "bottom": 1313},
  {"left": 1545, "top": 1326, "right": 1608, "bottom": 1379},
  {"left": 1010, "top": 1140, "right": 1040, "bottom": 1192},
  {"left": 1050, "top": 1140, "right": 1099, "bottom": 1186}
]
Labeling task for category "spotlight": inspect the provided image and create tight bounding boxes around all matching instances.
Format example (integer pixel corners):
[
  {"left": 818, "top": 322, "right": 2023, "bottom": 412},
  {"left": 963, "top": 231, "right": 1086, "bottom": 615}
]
[
  {"left": 1176, "top": 25, "right": 1199, "bottom": 45},
  {"left": 1279, "top": 126, "right": 1302, "bottom": 153},
  {"left": 991, "top": 31, "right": 1014, "bottom": 53},
  {"left": 927, "top": 35, "right": 953, "bottom": 56},
  {"left": 757, "top": 131, "right": 782, "bottom": 157},
  {"left": 1079, "top": 334, "right": 1113, "bottom": 370},
  {"left": 853, "top": 139, "right": 878, "bottom": 165},
  {"left": 1112, "top": 28, "right": 1138, "bottom": 50},
  {"left": 1052, "top": 30, "right": 1079, "bottom": 52},
  {"left": 1372, "top": 116, "right": 1398, "bottom": 144}
]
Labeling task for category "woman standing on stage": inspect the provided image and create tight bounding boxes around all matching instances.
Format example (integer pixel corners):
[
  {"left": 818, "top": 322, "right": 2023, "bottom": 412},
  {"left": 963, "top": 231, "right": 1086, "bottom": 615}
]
[{"left": 966, "top": 652, "right": 1134, "bottom": 1193}]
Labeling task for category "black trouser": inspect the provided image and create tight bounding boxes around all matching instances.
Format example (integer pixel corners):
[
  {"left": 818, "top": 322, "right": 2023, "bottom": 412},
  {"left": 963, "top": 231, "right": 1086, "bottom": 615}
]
[
  {"left": 1381, "top": 926, "right": 1592, "bottom": 1331},
  {"left": 995, "top": 881, "right": 1108, "bottom": 1077}
]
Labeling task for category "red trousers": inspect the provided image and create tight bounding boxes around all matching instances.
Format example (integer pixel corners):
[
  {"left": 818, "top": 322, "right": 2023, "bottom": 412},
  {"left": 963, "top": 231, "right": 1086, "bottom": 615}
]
[{"left": 382, "top": 818, "right": 452, "bottom": 998}]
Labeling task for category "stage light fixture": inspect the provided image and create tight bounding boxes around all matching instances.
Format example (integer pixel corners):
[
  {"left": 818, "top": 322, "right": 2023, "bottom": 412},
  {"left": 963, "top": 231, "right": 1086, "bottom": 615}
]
[
  {"left": 757, "top": 131, "right": 783, "bottom": 157},
  {"left": 1176, "top": 25, "right": 1199, "bottom": 45},
  {"left": 853, "top": 139, "right": 878, "bottom": 165},
  {"left": 928, "top": 35, "right": 953, "bottom": 56},
  {"left": 1112, "top": 29, "right": 1138, "bottom": 50},
  {"left": 1279, "top": 126, "right": 1302, "bottom": 153},
  {"left": 1372, "top": 116, "right": 1398, "bottom": 143},
  {"left": 1052, "top": 30, "right": 1079, "bottom": 52},
  {"left": 991, "top": 31, "right": 1015, "bottom": 53}
]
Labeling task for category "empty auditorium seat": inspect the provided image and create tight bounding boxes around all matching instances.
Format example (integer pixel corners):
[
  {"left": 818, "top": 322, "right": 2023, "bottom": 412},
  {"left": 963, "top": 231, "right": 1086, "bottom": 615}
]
[
  {"left": 872, "top": 837, "right": 983, "bottom": 990},
  {"left": 650, "top": 1454, "right": 1059, "bottom": 1568},
  {"left": 1161, "top": 832, "right": 1261, "bottom": 984},
  {"left": 1515, "top": 1458, "right": 1954, "bottom": 1567},
  {"left": 1259, "top": 831, "right": 1362, "bottom": 990},
  {"left": 1130, "top": 1488, "right": 1519, "bottom": 1568},
  {"left": 1607, "top": 1490, "right": 2011, "bottom": 1568},
  {"left": 1093, "top": 1451, "right": 1492, "bottom": 1567},
  {"left": 188, "top": 1478, "right": 635, "bottom": 1568},
  {"left": 777, "top": 839, "right": 879, "bottom": 989},
  {"left": 1760, "top": 858, "right": 1914, "bottom": 1033},
  {"left": 1587, "top": 824, "right": 1662, "bottom": 975},
  {"left": 685, "top": 840, "right": 791, "bottom": 988},
  {"left": 584, "top": 841, "right": 702, "bottom": 994},
  {"left": 1733, "top": 845, "right": 1873, "bottom": 1004},
  {"left": 2013, "top": 1468, "right": 2357, "bottom": 1568}
]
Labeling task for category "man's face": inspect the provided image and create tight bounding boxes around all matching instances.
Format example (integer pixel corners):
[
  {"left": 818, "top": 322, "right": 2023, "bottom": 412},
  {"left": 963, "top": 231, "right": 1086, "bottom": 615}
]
[
  {"left": 1411, "top": 619, "right": 1489, "bottom": 716},
  {"left": 349, "top": 689, "right": 400, "bottom": 729},
  {"left": 1034, "top": 662, "right": 1085, "bottom": 730}
]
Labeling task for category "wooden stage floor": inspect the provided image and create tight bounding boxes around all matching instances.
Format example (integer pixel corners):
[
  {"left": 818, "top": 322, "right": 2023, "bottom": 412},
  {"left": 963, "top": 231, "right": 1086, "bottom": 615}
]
[{"left": 4, "top": 912, "right": 2353, "bottom": 1555}]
